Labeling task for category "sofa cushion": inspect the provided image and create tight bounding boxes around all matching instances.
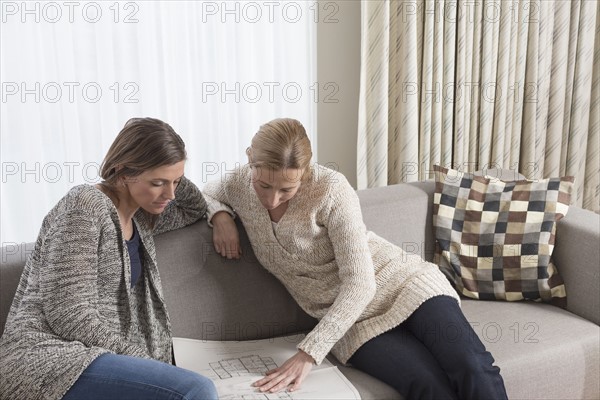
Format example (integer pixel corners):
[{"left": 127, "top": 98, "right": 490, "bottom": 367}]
[
  {"left": 432, "top": 165, "right": 572, "bottom": 307},
  {"left": 155, "top": 218, "right": 317, "bottom": 342},
  {"left": 358, "top": 181, "right": 437, "bottom": 262},
  {"left": 462, "top": 298, "right": 599, "bottom": 399},
  {"left": 334, "top": 298, "right": 600, "bottom": 400}
]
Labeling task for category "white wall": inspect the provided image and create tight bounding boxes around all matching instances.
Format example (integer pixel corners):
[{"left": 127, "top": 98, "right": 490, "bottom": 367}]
[{"left": 316, "top": 0, "right": 361, "bottom": 188}]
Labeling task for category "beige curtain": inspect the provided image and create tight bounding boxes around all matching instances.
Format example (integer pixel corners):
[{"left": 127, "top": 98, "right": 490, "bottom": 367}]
[{"left": 357, "top": 0, "right": 599, "bottom": 212}]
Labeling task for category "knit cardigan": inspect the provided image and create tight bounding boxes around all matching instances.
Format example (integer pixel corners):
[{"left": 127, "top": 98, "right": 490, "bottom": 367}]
[
  {"left": 0, "top": 177, "right": 207, "bottom": 400},
  {"left": 203, "top": 164, "right": 459, "bottom": 365}
]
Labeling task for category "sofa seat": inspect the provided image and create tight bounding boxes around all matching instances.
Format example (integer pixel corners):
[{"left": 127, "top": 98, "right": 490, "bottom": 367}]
[
  {"left": 318, "top": 299, "right": 600, "bottom": 400},
  {"left": 462, "top": 299, "right": 599, "bottom": 400}
]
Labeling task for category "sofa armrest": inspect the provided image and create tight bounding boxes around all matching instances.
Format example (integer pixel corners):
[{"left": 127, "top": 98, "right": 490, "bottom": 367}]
[
  {"left": 1, "top": 243, "right": 33, "bottom": 335},
  {"left": 553, "top": 206, "right": 600, "bottom": 325}
]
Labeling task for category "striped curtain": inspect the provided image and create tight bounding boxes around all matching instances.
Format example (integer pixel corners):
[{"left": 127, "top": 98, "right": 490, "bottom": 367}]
[{"left": 357, "top": 0, "right": 599, "bottom": 212}]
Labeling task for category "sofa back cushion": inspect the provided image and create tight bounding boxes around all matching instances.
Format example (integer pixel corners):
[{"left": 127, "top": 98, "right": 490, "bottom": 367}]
[
  {"left": 358, "top": 181, "right": 437, "bottom": 261},
  {"left": 154, "top": 218, "right": 318, "bottom": 341}
]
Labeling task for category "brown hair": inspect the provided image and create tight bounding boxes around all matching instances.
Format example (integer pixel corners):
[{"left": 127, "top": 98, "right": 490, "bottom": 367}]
[
  {"left": 99, "top": 117, "right": 186, "bottom": 198},
  {"left": 247, "top": 118, "right": 313, "bottom": 181}
]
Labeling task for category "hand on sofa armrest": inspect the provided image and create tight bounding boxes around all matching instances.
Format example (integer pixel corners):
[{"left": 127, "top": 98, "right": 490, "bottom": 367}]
[
  {"left": 553, "top": 206, "right": 600, "bottom": 325},
  {"left": 211, "top": 211, "right": 241, "bottom": 259}
]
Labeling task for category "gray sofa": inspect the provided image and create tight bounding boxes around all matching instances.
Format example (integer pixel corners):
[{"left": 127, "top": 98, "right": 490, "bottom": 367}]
[{"left": 1, "top": 180, "right": 599, "bottom": 399}]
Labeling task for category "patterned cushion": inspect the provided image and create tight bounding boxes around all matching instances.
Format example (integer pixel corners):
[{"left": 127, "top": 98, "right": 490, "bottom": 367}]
[{"left": 432, "top": 165, "right": 573, "bottom": 307}]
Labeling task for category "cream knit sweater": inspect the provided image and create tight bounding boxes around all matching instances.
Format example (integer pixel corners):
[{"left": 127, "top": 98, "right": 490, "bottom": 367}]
[{"left": 204, "top": 164, "right": 459, "bottom": 365}]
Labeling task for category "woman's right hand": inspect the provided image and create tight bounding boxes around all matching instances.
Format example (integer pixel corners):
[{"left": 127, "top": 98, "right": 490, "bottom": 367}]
[{"left": 211, "top": 211, "right": 241, "bottom": 259}]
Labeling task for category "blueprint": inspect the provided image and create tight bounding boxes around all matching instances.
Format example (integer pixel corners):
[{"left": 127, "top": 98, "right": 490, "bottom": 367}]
[{"left": 172, "top": 335, "right": 361, "bottom": 400}]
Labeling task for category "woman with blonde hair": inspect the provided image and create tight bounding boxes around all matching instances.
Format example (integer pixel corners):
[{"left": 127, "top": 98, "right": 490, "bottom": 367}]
[
  {"left": 205, "top": 117, "right": 508, "bottom": 400},
  {"left": 0, "top": 118, "right": 218, "bottom": 400}
]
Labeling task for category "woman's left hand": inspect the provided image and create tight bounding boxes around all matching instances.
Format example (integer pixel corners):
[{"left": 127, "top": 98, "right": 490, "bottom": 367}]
[{"left": 252, "top": 350, "right": 315, "bottom": 393}]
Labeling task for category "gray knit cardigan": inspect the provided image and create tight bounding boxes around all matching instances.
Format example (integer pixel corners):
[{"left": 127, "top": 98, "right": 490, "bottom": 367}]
[{"left": 0, "top": 177, "right": 207, "bottom": 400}]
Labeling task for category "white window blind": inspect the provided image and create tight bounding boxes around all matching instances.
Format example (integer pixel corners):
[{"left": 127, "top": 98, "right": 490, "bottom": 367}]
[{"left": 1, "top": 1, "right": 317, "bottom": 244}]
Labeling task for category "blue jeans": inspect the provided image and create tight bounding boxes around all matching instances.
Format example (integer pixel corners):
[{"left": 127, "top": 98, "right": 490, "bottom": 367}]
[
  {"left": 349, "top": 296, "right": 508, "bottom": 400},
  {"left": 62, "top": 353, "right": 218, "bottom": 400}
]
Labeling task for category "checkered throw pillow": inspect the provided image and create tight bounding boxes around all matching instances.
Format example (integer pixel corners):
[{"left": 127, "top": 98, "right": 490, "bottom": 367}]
[{"left": 432, "top": 165, "right": 573, "bottom": 307}]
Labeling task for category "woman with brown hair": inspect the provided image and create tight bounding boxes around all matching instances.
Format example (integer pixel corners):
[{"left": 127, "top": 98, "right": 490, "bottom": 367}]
[
  {"left": 0, "top": 118, "right": 218, "bottom": 400},
  {"left": 204, "top": 117, "right": 508, "bottom": 400}
]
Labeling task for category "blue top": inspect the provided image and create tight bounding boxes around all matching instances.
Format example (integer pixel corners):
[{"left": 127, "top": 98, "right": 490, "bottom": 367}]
[{"left": 125, "top": 222, "right": 142, "bottom": 288}]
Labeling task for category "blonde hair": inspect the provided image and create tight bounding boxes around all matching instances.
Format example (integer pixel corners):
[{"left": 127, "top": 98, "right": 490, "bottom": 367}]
[{"left": 246, "top": 118, "right": 313, "bottom": 181}]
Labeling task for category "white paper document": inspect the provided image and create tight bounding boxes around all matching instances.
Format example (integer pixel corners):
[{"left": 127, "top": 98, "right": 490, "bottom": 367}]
[{"left": 173, "top": 335, "right": 361, "bottom": 400}]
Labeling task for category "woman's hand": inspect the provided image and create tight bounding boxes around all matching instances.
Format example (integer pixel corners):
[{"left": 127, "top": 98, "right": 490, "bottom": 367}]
[
  {"left": 211, "top": 211, "right": 241, "bottom": 259},
  {"left": 252, "top": 350, "right": 315, "bottom": 393}
]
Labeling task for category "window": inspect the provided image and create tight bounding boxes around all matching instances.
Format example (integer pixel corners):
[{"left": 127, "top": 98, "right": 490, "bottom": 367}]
[{"left": 1, "top": 0, "right": 317, "bottom": 243}]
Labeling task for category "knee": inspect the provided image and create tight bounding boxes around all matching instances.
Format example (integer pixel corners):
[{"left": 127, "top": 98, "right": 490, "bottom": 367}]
[
  {"left": 449, "top": 351, "right": 508, "bottom": 400},
  {"left": 180, "top": 371, "right": 218, "bottom": 400},
  {"left": 454, "top": 348, "right": 499, "bottom": 378}
]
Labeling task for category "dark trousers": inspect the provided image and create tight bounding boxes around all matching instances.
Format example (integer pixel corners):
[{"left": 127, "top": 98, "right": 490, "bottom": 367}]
[{"left": 349, "top": 296, "right": 508, "bottom": 400}]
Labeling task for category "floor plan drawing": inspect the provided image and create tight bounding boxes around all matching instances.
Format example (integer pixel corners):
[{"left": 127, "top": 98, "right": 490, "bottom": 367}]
[
  {"left": 210, "top": 355, "right": 278, "bottom": 379},
  {"left": 240, "top": 392, "right": 293, "bottom": 400},
  {"left": 173, "top": 335, "right": 361, "bottom": 400}
]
